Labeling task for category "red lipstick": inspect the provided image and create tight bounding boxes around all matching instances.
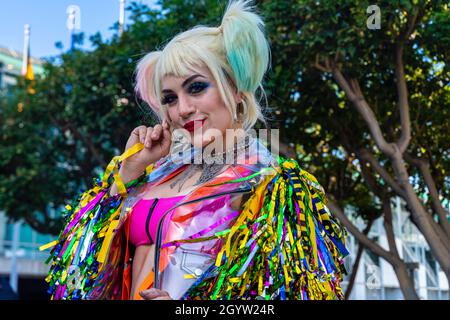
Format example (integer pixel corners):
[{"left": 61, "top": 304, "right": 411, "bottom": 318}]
[{"left": 183, "top": 119, "right": 206, "bottom": 132}]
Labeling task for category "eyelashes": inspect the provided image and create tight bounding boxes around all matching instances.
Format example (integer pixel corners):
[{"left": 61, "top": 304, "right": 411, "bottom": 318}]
[{"left": 161, "top": 82, "right": 209, "bottom": 105}]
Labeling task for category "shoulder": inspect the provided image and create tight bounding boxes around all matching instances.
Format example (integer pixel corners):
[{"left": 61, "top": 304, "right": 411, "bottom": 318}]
[
  {"left": 253, "top": 157, "right": 326, "bottom": 195},
  {"left": 190, "top": 158, "right": 349, "bottom": 300}
]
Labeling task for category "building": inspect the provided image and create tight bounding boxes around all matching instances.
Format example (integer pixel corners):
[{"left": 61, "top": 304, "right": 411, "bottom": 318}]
[
  {"left": 0, "top": 216, "right": 53, "bottom": 299},
  {"left": 341, "top": 197, "right": 450, "bottom": 300},
  {"left": 0, "top": 46, "right": 44, "bottom": 90},
  {"left": 0, "top": 46, "right": 50, "bottom": 299}
]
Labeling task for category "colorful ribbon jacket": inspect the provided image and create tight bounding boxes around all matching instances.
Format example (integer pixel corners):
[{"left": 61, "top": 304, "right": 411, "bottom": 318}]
[{"left": 43, "top": 137, "right": 349, "bottom": 300}]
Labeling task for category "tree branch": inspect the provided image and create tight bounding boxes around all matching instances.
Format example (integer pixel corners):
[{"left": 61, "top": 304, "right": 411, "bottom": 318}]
[
  {"left": 394, "top": 42, "right": 411, "bottom": 153},
  {"left": 67, "top": 123, "right": 107, "bottom": 168},
  {"left": 314, "top": 54, "right": 333, "bottom": 73},
  {"left": 332, "top": 123, "right": 403, "bottom": 198},
  {"left": 344, "top": 217, "right": 374, "bottom": 300},
  {"left": 398, "top": 7, "right": 421, "bottom": 44},
  {"left": 46, "top": 110, "right": 106, "bottom": 168},
  {"left": 348, "top": 173, "right": 363, "bottom": 197},
  {"left": 327, "top": 199, "right": 394, "bottom": 263},
  {"left": 383, "top": 195, "right": 420, "bottom": 300},
  {"left": 396, "top": 6, "right": 426, "bottom": 153},
  {"left": 383, "top": 197, "right": 401, "bottom": 258},
  {"left": 359, "top": 157, "right": 385, "bottom": 197},
  {"left": 357, "top": 148, "right": 406, "bottom": 198},
  {"left": 404, "top": 153, "right": 450, "bottom": 238},
  {"left": 331, "top": 68, "right": 396, "bottom": 157}
]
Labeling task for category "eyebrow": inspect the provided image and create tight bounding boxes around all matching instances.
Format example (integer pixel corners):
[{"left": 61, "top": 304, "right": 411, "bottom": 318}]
[{"left": 161, "top": 74, "right": 206, "bottom": 93}]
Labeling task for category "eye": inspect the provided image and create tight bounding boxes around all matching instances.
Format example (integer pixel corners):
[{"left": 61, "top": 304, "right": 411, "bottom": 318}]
[
  {"left": 160, "top": 82, "right": 208, "bottom": 105},
  {"left": 161, "top": 94, "right": 177, "bottom": 106},
  {"left": 188, "top": 82, "right": 209, "bottom": 94}
]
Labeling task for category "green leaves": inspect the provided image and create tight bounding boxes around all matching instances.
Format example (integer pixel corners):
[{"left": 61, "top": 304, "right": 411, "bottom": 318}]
[{"left": 263, "top": 0, "right": 449, "bottom": 222}]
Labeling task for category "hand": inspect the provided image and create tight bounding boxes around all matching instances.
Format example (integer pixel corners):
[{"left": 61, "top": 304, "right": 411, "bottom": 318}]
[
  {"left": 122, "top": 121, "right": 172, "bottom": 174},
  {"left": 139, "top": 288, "right": 173, "bottom": 300}
]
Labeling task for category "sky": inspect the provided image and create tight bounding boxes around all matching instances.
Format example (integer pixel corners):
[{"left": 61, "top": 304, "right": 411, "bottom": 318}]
[{"left": 0, "top": 0, "right": 157, "bottom": 59}]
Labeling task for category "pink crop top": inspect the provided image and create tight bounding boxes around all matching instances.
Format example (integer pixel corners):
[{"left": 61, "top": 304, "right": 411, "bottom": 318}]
[{"left": 129, "top": 195, "right": 185, "bottom": 247}]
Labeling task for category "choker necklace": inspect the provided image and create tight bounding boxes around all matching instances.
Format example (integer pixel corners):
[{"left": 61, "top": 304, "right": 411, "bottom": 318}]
[{"left": 169, "top": 136, "right": 251, "bottom": 192}]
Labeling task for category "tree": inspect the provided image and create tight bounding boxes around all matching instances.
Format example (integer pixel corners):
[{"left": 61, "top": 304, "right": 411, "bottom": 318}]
[
  {"left": 0, "top": 0, "right": 226, "bottom": 234},
  {"left": 261, "top": 0, "right": 450, "bottom": 293},
  {"left": 0, "top": 0, "right": 447, "bottom": 299}
]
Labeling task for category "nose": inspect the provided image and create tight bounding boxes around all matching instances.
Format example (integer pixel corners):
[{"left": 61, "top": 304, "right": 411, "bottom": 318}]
[{"left": 177, "top": 94, "right": 196, "bottom": 119}]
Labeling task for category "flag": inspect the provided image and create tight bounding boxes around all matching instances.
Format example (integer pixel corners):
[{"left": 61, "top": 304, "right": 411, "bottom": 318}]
[
  {"left": 24, "top": 48, "right": 35, "bottom": 81},
  {"left": 21, "top": 24, "right": 35, "bottom": 94},
  {"left": 24, "top": 46, "right": 36, "bottom": 94},
  {"left": 19, "top": 24, "right": 36, "bottom": 99}
]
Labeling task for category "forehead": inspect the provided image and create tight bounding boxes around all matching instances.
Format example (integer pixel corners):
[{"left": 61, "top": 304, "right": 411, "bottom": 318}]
[{"left": 161, "top": 65, "right": 212, "bottom": 87}]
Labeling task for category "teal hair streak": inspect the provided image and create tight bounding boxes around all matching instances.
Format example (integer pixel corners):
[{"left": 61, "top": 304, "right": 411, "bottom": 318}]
[{"left": 222, "top": 0, "right": 270, "bottom": 93}]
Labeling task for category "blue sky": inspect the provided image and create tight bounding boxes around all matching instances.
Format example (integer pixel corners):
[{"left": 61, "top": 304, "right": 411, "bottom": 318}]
[{"left": 0, "top": 0, "right": 157, "bottom": 59}]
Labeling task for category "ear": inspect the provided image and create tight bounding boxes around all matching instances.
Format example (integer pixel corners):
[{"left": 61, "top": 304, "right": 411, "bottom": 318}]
[
  {"left": 227, "top": 75, "right": 242, "bottom": 104},
  {"left": 234, "top": 91, "right": 244, "bottom": 104}
]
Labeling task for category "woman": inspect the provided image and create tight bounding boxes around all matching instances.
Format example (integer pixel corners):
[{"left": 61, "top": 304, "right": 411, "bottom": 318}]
[{"left": 44, "top": 0, "right": 348, "bottom": 300}]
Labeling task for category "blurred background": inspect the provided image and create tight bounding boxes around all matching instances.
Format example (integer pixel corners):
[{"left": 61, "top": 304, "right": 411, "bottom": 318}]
[{"left": 0, "top": 0, "right": 448, "bottom": 300}]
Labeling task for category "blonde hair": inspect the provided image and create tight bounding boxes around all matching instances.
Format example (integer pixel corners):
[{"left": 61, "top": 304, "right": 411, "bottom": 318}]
[{"left": 135, "top": 0, "right": 271, "bottom": 131}]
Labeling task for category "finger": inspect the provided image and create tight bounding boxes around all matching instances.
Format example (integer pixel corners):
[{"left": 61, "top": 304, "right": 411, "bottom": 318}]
[
  {"left": 152, "top": 124, "right": 163, "bottom": 141},
  {"left": 144, "top": 127, "right": 154, "bottom": 149},
  {"left": 131, "top": 126, "right": 145, "bottom": 144},
  {"left": 162, "top": 120, "right": 171, "bottom": 136},
  {"left": 140, "top": 289, "right": 170, "bottom": 299},
  {"left": 138, "top": 126, "right": 147, "bottom": 144},
  {"left": 162, "top": 120, "right": 169, "bottom": 130},
  {"left": 161, "top": 123, "right": 172, "bottom": 149},
  {"left": 139, "top": 288, "right": 159, "bottom": 297},
  {"left": 140, "top": 288, "right": 169, "bottom": 295},
  {"left": 153, "top": 296, "right": 172, "bottom": 300}
]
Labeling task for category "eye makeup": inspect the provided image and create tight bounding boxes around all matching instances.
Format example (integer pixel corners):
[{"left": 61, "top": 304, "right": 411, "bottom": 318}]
[{"left": 160, "top": 81, "right": 210, "bottom": 105}]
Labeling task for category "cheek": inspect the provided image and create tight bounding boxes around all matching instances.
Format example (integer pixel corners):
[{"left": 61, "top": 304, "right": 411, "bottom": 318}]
[
  {"left": 208, "top": 105, "right": 232, "bottom": 129},
  {"left": 167, "top": 108, "right": 178, "bottom": 121},
  {"left": 220, "top": 106, "right": 232, "bottom": 123}
]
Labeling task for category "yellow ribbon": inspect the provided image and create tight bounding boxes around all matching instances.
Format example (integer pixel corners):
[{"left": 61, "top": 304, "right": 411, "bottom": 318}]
[
  {"left": 40, "top": 143, "right": 147, "bottom": 252},
  {"left": 39, "top": 240, "right": 58, "bottom": 251},
  {"left": 97, "top": 219, "right": 119, "bottom": 264},
  {"left": 101, "top": 142, "right": 145, "bottom": 193}
]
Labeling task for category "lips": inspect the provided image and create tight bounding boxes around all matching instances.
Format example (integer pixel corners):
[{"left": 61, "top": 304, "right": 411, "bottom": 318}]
[{"left": 183, "top": 119, "right": 206, "bottom": 132}]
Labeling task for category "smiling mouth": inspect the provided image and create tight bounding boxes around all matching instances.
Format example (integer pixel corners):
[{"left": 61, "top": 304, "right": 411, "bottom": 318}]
[{"left": 183, "top": 119, "right": 206, "bottom": 132}]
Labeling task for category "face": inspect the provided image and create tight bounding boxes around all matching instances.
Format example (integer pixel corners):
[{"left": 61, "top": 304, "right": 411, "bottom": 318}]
[{"left": 161, "top": 65, "right": 241, "bottom": 149}]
